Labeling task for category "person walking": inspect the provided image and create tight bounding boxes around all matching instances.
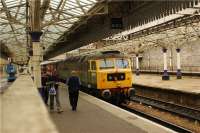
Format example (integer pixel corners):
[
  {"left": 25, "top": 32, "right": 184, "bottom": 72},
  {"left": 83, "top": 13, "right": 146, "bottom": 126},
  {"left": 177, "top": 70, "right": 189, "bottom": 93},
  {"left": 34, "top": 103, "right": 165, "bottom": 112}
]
[
  {"left": 48, "top": 68, "right": 63, "bottom": 113},
  {"left": 41, "top": 71, "right": 49, "bottom": 105},
  {"left": 54, "top": 82, "right": 63, "bottom": 113},
  {"left": 49, "top": 82, "right": 56, "bottom": 111},
  {"left": 67, "top": 71, "right": 81, "bottom": 111}
]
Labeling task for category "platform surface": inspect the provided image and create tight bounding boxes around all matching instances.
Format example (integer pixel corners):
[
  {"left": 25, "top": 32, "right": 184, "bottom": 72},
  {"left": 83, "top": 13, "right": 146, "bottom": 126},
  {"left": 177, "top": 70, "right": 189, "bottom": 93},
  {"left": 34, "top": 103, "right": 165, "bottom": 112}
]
[
  {"left": 133, "top": 74, "right": 200, "bottom": 94},
  {"left": 0, "top": 75, "right": 58, "bottom": 133},
  {"left": 0, "top": 78, "right": 9, "bottom": 93},
  {"left": 50, "top": 84, "right": 175, "bottom": 133}
]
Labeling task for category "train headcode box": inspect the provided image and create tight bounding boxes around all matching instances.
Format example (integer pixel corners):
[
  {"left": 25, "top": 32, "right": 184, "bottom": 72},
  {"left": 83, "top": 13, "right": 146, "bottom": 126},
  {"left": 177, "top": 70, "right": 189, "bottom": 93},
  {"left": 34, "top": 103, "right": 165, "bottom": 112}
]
[{"left": 111, "top": 18, "right": 123, "bottom": 29}]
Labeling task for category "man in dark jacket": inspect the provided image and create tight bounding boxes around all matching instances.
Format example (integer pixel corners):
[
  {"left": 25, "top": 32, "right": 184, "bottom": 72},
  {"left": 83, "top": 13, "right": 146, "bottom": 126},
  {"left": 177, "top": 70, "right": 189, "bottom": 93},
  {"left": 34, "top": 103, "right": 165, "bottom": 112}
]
[
  {"left": 41, "top": 72, "right": 49, "bottom": 105},
  {"left": 67, "top": 71, "right": 81, "bottom": 111}
]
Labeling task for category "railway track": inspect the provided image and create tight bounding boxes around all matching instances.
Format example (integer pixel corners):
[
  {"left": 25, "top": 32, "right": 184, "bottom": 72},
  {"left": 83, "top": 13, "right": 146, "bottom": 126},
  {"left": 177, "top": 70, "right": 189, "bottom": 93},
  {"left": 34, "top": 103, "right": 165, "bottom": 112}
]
[
  {"left": 121, "top": 103, "right": 193, "bottom": 133},
  {"left": 81, "top": 89, "right": 195, "bottom": 132},
  {"left": 130, "top": 95, "right": 200, "bottom": 121}
]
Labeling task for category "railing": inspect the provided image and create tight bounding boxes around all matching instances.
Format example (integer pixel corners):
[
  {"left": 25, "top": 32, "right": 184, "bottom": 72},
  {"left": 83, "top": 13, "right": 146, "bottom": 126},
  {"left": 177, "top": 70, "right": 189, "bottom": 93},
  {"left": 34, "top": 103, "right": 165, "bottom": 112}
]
[{"left": 132, "top": 65, "right": 200, "bottom": 74}]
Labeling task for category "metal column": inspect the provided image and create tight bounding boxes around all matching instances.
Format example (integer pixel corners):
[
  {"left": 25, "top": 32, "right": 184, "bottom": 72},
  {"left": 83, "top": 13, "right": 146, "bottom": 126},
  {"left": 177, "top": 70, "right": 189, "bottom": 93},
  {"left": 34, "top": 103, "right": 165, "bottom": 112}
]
[
  {"left": 29, "top": 0, "right": 43, "bottom": 89},
  {"left": 162, "top": 48, "right": 170, "bottom": 80},
  {"left": 135, "top": 54, "right": 140, "bottom": 76},
  {"left": 176, "top": 48, "right": 182, "bottom": 79}
]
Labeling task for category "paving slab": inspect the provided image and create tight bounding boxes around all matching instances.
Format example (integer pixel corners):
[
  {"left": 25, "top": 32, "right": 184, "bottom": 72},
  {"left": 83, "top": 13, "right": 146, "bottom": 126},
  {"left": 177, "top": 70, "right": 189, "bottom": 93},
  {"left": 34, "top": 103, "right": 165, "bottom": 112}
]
[
  {"left": 0, "top": 75, "right": 58, "bottom": 133},
  {"left": 50, "top": 84, "right": 175, "bottom": 133}
]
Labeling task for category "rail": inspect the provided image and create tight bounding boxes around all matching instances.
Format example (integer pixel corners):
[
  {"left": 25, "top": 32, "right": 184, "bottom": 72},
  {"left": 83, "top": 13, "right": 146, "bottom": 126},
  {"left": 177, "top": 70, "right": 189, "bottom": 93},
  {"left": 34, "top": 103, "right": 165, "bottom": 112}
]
[
  {"left": 121, "top": 103, "right": 193, "bottom": 133},
  {"left": 130, "top": 95, "right": 200, "bottom": 121}
]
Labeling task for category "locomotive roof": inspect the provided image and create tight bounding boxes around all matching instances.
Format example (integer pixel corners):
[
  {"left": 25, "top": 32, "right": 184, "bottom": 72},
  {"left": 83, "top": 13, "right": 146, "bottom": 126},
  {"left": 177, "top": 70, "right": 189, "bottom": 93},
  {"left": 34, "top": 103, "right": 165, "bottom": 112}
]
[
  {"left": 64, "top": 50, "right": 130, "bottom": 63},
  {"left": 41, "top": 59, "right": 63, "bottom": 65},
  {"left": 42, "top": 50, "right": 130, "bottom": 65}
]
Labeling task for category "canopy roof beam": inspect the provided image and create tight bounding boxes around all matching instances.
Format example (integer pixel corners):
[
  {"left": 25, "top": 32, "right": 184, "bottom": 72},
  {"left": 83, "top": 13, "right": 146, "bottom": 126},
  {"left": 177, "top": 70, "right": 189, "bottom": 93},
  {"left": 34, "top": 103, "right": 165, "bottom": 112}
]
[
  {"left": 1, "top": 0, "right": 20, "bottom": 44},
  {"left": 40, "top": 0, "right": 51, "bottom": 20}
]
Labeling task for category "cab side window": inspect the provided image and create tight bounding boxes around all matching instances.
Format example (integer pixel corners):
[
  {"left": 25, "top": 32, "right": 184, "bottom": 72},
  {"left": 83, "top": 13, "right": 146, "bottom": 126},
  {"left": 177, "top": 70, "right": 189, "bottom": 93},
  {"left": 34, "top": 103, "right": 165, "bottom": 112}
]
[
  {"left": 91, "top": 61, "right": 96, "bottom": 70},
  {"left": 88, "top": 61, "right": 91, "bottom": 70}
]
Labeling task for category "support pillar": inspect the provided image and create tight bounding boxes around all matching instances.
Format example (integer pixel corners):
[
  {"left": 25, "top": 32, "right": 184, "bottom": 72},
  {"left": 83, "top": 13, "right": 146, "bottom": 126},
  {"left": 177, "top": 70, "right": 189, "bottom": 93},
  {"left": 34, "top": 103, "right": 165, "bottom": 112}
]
[
  {"left": 29, "top": 31, "right": 43, "bottom": 88},
  {"left": 148, "top": 53, "right": 150, "bottom": 70},
  {"left": 162, "top": 48, "right": 170, "bottom": 80},
  {"left": 169, "top": 49, "right": 172, "bottom": 71},
  {"left": 176, "top": 48, "right": 182, "bottom": 79},
  {"left": 135, "top": 54, "right": 140, "bottom": 75}
]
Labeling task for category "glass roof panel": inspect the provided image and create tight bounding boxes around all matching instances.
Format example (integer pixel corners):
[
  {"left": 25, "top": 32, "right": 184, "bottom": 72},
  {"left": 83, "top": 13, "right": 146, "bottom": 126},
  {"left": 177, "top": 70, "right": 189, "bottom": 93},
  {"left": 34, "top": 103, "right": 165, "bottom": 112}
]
[{"left": 0, "top": 0, "right": 98, "bottom": 60}]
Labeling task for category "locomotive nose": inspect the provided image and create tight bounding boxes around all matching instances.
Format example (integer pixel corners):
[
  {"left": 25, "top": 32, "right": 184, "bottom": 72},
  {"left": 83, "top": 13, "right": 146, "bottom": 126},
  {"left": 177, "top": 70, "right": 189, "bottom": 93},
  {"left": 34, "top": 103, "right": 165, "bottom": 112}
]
[{"left": 107, "top": 73, "right": 125, "bottom": 81}]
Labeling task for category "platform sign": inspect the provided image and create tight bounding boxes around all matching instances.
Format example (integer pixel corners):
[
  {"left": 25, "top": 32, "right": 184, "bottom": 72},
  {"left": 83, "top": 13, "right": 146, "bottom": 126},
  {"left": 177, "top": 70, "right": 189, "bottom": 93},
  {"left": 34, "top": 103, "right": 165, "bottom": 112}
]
[{"left": 111, "top": 18, "right": 123, "bottom": 29}]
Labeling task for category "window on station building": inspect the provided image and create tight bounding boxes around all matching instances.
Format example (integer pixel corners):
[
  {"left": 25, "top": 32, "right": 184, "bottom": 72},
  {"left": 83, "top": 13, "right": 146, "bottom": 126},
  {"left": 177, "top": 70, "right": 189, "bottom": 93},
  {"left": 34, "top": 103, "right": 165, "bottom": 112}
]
[{"left": 91, "top": 61, "right": 96, "bottom": 70}]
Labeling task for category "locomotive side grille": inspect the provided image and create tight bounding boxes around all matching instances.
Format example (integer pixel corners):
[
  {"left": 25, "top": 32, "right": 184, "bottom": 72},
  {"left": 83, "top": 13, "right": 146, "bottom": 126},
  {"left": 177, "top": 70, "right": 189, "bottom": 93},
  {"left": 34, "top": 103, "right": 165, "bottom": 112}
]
[{"left": 107, "top": 73, "right": 125, "bottom": 81}]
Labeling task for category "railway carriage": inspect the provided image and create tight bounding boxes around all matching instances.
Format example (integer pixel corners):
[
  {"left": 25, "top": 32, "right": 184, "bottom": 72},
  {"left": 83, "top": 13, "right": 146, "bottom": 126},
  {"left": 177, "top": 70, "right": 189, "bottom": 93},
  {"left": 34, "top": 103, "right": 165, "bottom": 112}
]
[{"left": 42, "top": 50, "right": 135, "bottom": 103}]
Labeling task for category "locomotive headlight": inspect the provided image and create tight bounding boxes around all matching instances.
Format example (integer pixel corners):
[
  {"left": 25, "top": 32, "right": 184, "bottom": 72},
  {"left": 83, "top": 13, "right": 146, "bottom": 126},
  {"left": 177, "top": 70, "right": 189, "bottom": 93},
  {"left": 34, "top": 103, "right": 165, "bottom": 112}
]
[
  {"left": 120, "top": 75, "right": 124, "bottom": 79},
  {"left": 108, "top": 76, "right": 112, "bottom": 80}
]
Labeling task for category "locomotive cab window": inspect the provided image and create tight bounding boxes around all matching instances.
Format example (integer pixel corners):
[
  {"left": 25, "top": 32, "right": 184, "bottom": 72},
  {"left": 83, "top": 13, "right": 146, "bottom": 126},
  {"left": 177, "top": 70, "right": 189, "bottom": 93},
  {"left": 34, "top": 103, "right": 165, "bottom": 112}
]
[
  {"left": 99, "top": 59, "right": 114, "bottom": 69},
  {"left": 88, "top": 61, "right": 91, "bottom": 70},
  {"left": 116, "top": 59, "right": 129, "bottom": 69},
  {"left": 91, "top": 61, "right": 96, "bottom": 70}
]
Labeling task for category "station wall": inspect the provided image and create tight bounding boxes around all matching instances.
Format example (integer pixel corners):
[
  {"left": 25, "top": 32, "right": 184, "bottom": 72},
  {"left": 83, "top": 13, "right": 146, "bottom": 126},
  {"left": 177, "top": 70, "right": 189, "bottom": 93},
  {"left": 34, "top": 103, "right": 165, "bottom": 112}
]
[{"left": 133, "top": 39, "right": 200, "bottom": 73}]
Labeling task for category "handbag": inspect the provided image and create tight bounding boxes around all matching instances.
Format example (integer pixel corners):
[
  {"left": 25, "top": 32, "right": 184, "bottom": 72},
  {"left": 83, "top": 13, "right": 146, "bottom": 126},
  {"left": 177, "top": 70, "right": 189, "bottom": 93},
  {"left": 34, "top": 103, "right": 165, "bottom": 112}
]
[{"left": 49, "top": 86, "right": 56, "bottom": 95}]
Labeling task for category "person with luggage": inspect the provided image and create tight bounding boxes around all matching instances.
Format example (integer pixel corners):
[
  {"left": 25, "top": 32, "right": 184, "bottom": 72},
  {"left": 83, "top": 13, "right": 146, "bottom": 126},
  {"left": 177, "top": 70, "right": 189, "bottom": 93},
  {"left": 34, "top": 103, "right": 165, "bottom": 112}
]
[{"left": 48, "top": 68, "right": 63, "bottom": 113}]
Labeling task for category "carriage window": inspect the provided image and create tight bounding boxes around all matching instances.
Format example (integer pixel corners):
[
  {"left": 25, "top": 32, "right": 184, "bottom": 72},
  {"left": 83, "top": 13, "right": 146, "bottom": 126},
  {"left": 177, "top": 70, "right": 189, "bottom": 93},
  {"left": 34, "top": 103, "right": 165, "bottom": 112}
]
[
  {"left": 116, "top": 59, "right": 129, "bottom": 69},
  {"left": 91, "top": 61, "right": 96, "bottom": 70},
  {"left": 99, "top": 59, "right": 114, "bottom": 69}
]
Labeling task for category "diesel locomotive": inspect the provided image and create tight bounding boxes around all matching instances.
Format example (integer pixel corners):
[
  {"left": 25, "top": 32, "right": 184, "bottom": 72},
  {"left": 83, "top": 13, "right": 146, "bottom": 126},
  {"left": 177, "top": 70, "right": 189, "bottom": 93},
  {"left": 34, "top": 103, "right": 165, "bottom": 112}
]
[{"left": 42, "top": 50, "right": 134, "bottom": 103}]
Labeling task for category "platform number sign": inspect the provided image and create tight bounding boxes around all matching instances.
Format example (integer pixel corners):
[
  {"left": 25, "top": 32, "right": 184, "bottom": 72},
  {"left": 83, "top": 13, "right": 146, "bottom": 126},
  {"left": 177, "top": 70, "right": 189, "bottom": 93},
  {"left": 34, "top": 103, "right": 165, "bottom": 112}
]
[{"left": 111, "top": 18, "right": 123, "bottom": 29}]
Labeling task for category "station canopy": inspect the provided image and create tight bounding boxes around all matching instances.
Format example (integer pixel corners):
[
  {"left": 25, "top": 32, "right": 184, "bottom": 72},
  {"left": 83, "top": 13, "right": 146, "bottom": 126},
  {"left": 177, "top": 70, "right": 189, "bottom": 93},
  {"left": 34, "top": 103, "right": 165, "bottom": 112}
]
[{"left": 0, "top": 0, "right": 98, "bottom": 62}]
